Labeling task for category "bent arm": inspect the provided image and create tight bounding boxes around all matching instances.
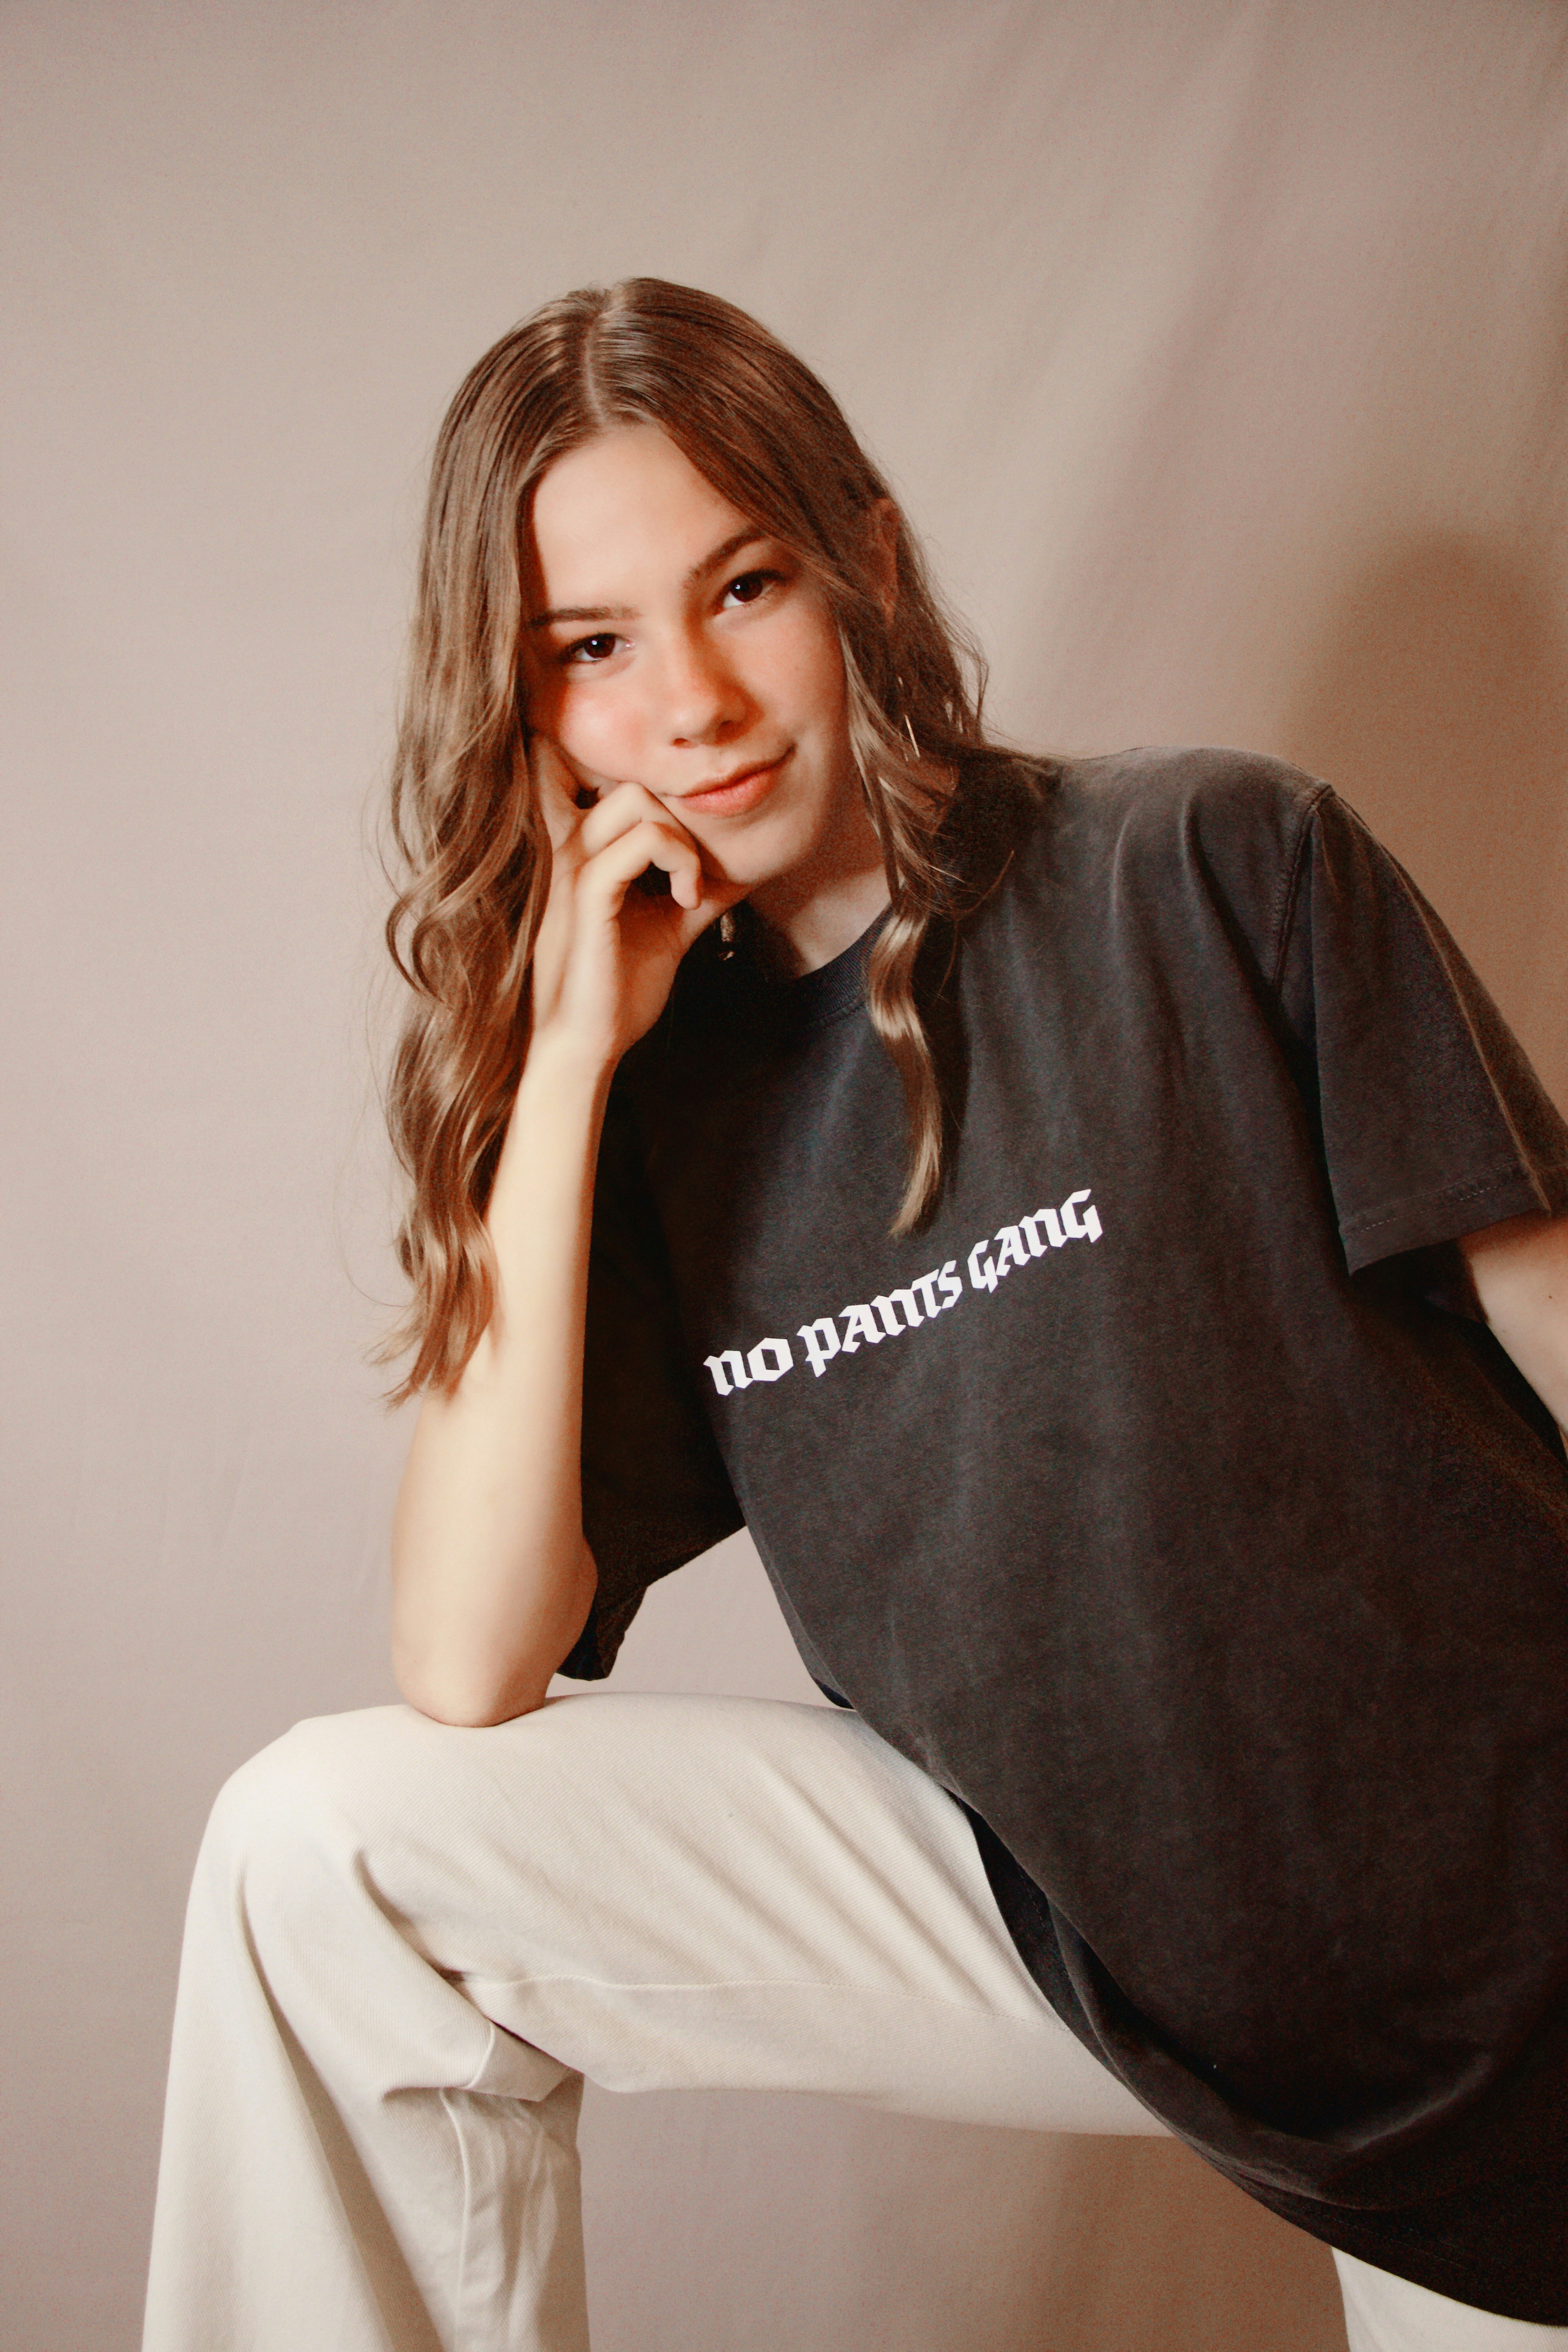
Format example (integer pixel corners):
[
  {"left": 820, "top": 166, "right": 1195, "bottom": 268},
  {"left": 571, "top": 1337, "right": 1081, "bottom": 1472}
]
[
  {"left": 1458, "top": 1210, "right": 1568, "bottom": 1437},
  {"left": 390, "top": 1036, "right": 607, "bottom": 1726},
  {"left": 390, "top": 757, "right": 741, "bottom": 1726}
]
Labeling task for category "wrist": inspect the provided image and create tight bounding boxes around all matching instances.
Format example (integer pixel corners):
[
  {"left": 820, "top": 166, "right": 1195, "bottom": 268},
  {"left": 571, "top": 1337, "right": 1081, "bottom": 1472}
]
[
  {"left": 483, "top": 1027, "right": 616, "bottom": 1248},
  {"left": 517, "top": 1020, "right": 619, "bottom": 1113}
]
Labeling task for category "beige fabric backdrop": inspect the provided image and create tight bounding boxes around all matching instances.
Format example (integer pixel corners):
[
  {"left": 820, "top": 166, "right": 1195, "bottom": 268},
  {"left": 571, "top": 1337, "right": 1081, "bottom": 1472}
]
[{"left": 5, "top": 3, "right": 1566, "bottom": 2346}]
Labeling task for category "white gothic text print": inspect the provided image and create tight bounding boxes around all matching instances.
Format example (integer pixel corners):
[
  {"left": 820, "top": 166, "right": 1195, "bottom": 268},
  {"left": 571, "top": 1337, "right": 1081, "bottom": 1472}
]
[{"left": 702, "top": 1185, "right": 1103, "bottom": 1396}]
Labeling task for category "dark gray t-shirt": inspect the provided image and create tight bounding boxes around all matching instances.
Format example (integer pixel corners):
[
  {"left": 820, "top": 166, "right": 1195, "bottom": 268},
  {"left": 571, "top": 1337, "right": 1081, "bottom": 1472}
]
[{"left": 564, "top": 748, "right": 1568, "bottom": 2317}]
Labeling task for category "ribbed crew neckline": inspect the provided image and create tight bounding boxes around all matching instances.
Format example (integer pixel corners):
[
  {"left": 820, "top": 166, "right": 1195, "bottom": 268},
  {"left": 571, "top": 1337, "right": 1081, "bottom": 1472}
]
[{"left": 768, "top": 907, "right": 887, "bottom": 1029}]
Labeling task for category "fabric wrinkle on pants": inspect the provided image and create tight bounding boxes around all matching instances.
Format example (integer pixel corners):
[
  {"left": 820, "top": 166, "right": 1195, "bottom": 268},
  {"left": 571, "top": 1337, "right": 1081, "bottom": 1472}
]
[{"left": 141, "top": 1691, "right": 1568, "bottom": 2352}]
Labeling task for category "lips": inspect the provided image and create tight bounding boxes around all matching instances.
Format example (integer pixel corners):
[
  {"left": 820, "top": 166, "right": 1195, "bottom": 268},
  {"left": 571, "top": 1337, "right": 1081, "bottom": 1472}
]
[{"left": 676, "top": 752, "right": 788, "bottom": 815}]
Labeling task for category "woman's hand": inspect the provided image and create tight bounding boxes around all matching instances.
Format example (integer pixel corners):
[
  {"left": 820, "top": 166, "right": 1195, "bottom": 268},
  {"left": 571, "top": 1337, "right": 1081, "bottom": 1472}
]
[{"left": 528, "top": 738, "right": 742, "bottom": 1071}]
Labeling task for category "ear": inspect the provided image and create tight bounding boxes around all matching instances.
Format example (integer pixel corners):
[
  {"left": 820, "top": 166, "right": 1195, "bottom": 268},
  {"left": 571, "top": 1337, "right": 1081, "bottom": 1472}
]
[{"left": 864, "top": 498, "right": 900, "bottom": 622}]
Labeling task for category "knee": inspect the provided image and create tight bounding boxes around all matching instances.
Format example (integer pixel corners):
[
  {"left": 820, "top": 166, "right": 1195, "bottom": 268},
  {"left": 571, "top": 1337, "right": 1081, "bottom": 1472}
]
[
  {"left": 198, "top": 1704, "right": 441, "bottom": 1902},
  {"left": 183, "top": 1708, "right": 523, "bottom": 2078}
]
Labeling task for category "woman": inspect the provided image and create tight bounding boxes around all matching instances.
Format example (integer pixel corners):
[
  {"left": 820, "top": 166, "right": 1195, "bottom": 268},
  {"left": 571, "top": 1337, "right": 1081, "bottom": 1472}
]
[{"left": 144, "top": 280, "right": 1568, "bottom": 2352}]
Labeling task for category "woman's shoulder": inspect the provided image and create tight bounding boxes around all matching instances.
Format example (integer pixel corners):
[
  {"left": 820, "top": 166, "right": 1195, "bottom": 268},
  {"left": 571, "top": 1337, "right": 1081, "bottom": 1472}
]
[
  {"left": 1049, "top": 742, "right": 1328, "bottom": 837},
  {"left": 954, "top": 744, "right": 1342, "bottom": 985},
  {"left": 996, "top": 743, "right": 1336, "bottom": 910},
  {"left": 958, "top": 742, "right": 1330, "bottom": 854}
]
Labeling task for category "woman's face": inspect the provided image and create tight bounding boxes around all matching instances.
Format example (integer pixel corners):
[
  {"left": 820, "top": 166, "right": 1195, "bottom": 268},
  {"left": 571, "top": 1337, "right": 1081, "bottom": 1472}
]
[{"left": 521, "top": 426, "right": 877, "bottom": 911}]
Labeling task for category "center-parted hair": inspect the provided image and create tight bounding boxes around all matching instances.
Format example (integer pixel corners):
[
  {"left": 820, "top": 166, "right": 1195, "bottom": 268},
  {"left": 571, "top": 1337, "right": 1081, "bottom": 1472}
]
[{"left": 383, "top": 278, "right": 1016, "bottom": 1396}]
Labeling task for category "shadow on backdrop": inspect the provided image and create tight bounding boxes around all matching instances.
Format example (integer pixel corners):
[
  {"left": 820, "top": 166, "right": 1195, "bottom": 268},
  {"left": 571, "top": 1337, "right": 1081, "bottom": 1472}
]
[
  {"left": 1283, "top": 533, "right": 1568, "bottom": 1109},
  {"left": 579, "top": 2097, "right": 1348, "bottom": 2352}
]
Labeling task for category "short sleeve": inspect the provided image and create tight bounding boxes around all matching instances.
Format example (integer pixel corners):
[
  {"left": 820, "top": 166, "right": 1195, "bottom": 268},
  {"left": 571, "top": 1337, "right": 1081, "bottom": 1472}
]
[
  {"left": 558, "top": 1084, "right": 744, "bottom": 1680},
  {"left": 1274, "top": 788, "right": 1568, "bottom": 1273}
]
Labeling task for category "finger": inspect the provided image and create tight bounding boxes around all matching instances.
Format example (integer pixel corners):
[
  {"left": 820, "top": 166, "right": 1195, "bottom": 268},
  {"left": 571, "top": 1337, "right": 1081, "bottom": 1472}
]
[
  {"left": 530, "top": 735, "right": 601, "bottom": 849},
  {"left": 579, "top": 817, "right": 706, "bottom": 913},
  {"left": 576, "top": 780, "right": 693, "bottom": 860},
  {"left": 668, "top": 873, "right": 751, "bottom": 956}
]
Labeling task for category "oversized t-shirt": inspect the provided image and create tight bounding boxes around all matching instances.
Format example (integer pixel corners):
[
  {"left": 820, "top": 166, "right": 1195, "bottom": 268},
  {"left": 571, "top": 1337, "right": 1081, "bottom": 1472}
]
[{"left": 563, "top": 748, "right": 1568, "bottom": 2318}]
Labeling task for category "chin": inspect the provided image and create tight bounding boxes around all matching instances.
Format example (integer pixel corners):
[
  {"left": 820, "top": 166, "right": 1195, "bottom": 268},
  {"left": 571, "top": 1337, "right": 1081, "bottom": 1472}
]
[{"left": 696, "top": 823, "right": 807, "bottom": 895}]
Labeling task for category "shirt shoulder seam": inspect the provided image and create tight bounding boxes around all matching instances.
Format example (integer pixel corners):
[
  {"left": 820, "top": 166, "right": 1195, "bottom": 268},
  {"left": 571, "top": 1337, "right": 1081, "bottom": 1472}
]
[{"left": 1267, "top": 779, "right": 1333, "bottom": 996}]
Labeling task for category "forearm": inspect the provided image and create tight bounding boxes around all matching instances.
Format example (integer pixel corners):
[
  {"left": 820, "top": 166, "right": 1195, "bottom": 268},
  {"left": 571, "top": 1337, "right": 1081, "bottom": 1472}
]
[
  {"left": 1459, "top": 1211, "right": 1568, "bottom": 1436},
  {"left": 391, "top": 1033, "right": 612, "bottom": 1725}
]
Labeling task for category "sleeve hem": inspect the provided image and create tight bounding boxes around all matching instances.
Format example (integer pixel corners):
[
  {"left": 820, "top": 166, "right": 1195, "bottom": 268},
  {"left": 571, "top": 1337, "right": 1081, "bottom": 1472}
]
[
  {"left": 554, "top": 1584, "right": 646, "bottom": 1682},
  {"left": 555, "top": 1515, "right": 749, "bottom": 1682},
  {"left": 554, "top": 1625, "right": 608, "bottom": 1682},
  {"left": 1341, "top": 1160, "right": 1568, "bottom": 1274}
]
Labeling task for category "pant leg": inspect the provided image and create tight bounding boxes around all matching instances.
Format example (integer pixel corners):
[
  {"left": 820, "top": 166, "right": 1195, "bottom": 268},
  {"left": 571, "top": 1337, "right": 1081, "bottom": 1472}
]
[
  {"left": 1335, "top": 2255, "right": 1568, "bottom": 2352},
  {"left": 143, "top": 1691, "right": 1161, "bottom": 2352}
]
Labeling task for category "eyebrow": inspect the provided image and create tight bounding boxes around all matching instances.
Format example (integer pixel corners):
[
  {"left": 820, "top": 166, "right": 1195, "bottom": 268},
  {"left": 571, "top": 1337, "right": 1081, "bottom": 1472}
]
[{"left": 526, "top": 528, "right": 769, "bottom": 630}]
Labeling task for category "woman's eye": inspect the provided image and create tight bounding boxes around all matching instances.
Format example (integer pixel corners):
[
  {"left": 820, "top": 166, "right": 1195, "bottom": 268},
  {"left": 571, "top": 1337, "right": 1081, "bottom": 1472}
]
[
  {"left": 722, "top": 569, "right": 780, "bottom": 608},
  {"left": 563, "top": 632, "right": 620, "bottom": 666}
]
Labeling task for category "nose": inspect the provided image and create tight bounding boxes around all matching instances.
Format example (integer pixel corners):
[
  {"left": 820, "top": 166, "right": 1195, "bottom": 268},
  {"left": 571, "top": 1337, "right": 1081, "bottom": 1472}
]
[{"left": 659, "top": 626, "right": 750, "bottom": 747}]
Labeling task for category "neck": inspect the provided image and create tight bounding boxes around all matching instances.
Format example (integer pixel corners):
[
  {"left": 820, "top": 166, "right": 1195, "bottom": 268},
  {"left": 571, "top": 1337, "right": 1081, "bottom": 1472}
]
[
  {"left": 748, "top": 829, "right": 890, "bottom": 977},
  {"left": 748, "top": 790, "right": 893, "bottom": 974}
]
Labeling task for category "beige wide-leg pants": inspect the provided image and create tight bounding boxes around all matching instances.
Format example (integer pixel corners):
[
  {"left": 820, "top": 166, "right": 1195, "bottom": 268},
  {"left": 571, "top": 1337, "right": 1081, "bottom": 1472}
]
[{"left": 142, "top": 1692, "right": 1564, "bottom": 2352}]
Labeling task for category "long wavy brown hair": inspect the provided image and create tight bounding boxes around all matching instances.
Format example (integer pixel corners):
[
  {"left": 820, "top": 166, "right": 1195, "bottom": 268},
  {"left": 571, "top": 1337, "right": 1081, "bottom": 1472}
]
[{"left": 383, "top": 278, "right": 1018, "bottom": 1398}]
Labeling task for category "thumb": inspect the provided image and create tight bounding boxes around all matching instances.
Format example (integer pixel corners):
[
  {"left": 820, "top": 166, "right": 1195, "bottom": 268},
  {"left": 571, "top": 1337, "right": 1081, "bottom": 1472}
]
[{"left": 530, "top": 734, "right": 597, "bottom": 850}]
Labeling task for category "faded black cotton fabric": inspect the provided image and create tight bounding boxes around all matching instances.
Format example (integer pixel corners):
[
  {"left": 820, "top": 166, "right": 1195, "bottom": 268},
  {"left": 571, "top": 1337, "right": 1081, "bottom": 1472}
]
[{"left": 564, "top": 748, "right": 1568, "bottom": 2316}]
